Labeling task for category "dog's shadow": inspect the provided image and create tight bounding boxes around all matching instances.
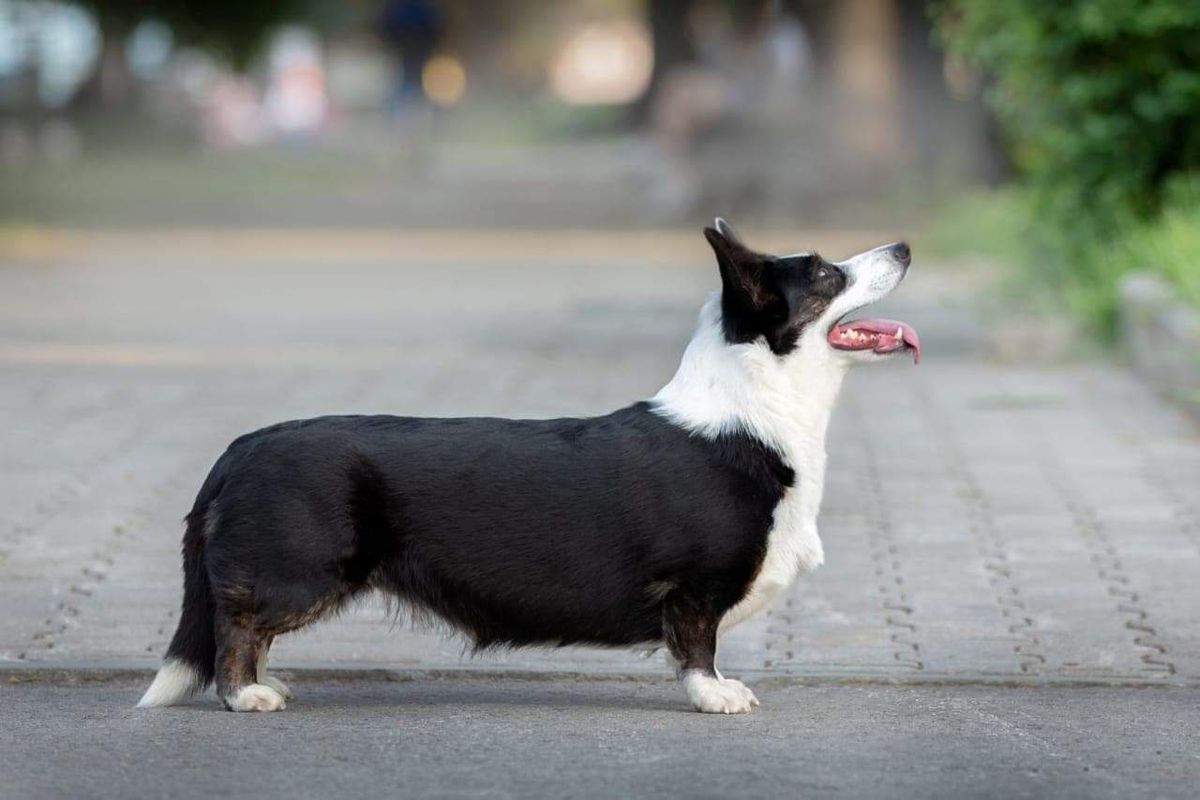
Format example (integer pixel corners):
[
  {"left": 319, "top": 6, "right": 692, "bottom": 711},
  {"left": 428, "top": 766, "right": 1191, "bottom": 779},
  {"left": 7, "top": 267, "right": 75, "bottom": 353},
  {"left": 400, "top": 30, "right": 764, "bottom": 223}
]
[{"left": 160, "top": 679, "right": 687, "bottom": 715}]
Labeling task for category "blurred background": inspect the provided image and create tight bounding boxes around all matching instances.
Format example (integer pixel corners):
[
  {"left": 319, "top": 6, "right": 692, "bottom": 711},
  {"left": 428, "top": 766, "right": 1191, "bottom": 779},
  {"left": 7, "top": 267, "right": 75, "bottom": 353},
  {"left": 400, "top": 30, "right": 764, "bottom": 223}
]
[
  {"left": 1, "top": 0, "right": 1196, "bottom": 343},
  {"left": 0, "top": 0, "right": 1004, "bottom": 231}
]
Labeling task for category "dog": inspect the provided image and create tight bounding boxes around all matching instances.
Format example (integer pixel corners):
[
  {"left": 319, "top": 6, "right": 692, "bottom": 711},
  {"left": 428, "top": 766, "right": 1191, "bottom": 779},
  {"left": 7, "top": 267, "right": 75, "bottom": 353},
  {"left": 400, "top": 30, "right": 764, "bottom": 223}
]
[{"left": 137, "top": 219, "right": 918, "bottom": 713}]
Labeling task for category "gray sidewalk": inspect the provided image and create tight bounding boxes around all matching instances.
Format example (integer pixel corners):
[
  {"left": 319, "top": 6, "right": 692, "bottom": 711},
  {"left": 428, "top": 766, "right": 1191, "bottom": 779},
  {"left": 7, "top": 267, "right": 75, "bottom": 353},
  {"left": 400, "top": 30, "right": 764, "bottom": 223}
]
[
  {"left": 5, "top": 678, "right": 1198, "bottom": 800},
  {"left": 2, "top": 231, "right": 1198, "bottom": 686}
]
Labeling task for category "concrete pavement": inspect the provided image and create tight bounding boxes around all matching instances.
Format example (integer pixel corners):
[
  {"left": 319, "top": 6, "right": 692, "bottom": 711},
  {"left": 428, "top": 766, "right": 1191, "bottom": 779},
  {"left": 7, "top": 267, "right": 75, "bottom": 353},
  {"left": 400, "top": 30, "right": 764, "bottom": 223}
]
[{"left": 3, "top": 677, "right": 1198, "bottom": 799}]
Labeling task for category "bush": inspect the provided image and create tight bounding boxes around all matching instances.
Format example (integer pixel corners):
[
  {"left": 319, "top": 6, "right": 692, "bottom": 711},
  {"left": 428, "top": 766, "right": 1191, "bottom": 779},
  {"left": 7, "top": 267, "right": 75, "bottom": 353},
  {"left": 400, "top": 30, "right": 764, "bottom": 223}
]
[
  {"left": 933, "top": 1, "right": 1200, "bottom": 334},
  {"left": 935, "top": 0, "right": 1200, "bottom": 231}
]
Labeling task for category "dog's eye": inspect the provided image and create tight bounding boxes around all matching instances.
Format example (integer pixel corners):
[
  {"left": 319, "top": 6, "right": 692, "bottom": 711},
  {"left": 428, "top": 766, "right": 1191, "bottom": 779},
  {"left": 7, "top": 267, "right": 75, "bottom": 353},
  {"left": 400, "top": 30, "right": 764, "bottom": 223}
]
[{"left": 816, "top": 268, "right": 829, "bottom": 278}]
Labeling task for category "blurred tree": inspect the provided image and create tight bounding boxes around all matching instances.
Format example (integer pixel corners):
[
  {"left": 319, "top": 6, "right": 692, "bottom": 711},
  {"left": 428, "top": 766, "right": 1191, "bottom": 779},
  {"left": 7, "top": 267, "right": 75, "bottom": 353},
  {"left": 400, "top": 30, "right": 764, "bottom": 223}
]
[
  {"left": 159, "top": 0, "right": 311, "bottom": 69},
  {"left": 69, "top": 0, "right": 148, "bottom": 110},
  {"left": 631, "top": 0, "right": 835, "bottom": 122},
  {"left": 70, "top": 0, "right": 311, "bottom": 110},
  {"left": 631, "top": 0, "right": 698, "bottom": 121}
]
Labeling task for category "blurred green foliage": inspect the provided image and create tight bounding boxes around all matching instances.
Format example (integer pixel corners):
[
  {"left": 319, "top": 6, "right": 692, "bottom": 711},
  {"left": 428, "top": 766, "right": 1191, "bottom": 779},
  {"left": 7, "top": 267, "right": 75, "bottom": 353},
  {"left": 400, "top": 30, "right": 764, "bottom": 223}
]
[
  {"left": 1121, "top": 176, "right": 1200, "bottom": 308},
  {"left": 76, "top": 0, "right": 311, "bottom": 68},
  {"left": 933, "top": 0, "right": 1200, "bottom": 332},
  {"left": 934, "top": 0, "right": 1200, "bottom": 229}
]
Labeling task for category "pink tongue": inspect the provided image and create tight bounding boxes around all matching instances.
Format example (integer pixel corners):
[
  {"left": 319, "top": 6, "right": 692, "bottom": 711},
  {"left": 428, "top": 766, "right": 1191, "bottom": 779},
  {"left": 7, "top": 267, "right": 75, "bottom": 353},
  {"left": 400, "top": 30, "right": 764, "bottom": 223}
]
[{"left": 852, "top": 318, "right": 921, "bottom": 364}]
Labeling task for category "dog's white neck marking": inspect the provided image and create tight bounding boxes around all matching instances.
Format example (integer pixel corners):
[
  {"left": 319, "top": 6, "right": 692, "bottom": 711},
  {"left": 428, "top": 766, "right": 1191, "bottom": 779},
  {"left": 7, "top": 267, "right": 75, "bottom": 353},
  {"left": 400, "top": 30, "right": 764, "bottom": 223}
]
[
  {"left": 653, "top": 294, "right": 847, "bottom": 450},
  {"left": 652, "top": 293, "right": 848, "bottom": 627}
]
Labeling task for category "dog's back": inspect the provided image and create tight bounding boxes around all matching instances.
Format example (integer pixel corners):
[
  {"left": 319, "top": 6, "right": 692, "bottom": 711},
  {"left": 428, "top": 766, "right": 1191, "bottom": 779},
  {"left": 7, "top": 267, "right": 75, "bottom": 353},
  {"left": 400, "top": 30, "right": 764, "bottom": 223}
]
[{"left": 142, "top": 403, "right": 789, "bottom": 709}]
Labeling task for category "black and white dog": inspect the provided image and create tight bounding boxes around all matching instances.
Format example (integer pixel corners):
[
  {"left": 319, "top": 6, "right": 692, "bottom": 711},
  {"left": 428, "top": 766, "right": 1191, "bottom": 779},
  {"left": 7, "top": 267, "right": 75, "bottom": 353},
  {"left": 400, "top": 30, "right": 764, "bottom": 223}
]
[{"left": 138, "top": 219, "right": 918, "bottom": 714}]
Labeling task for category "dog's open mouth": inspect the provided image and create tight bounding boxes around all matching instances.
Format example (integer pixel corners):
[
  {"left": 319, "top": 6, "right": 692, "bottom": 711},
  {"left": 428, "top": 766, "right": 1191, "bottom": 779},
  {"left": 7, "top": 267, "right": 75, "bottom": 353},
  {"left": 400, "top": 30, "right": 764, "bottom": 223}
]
[{"left": 828, "top": 319, "right": 921, "bottom": 363}]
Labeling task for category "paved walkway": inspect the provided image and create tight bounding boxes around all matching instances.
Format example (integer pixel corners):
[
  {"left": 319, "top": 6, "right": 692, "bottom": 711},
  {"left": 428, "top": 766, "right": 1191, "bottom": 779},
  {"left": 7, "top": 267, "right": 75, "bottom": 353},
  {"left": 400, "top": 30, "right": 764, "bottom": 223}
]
[
  {"left": 2, "top": 231, "right": 1198, "bottom": 686},
  {"left": 4, "top": 678, "right": 1197, "bottom": 800}
]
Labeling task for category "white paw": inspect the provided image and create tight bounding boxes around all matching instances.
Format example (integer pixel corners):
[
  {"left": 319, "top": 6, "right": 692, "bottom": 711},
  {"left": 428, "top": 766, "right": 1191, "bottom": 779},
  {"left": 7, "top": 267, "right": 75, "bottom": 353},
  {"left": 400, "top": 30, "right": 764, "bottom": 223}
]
[
  {"left": 260, "top": 675, "right": 294, "bottom": 700},
  {"left": 683, "top": 672, "right": 760, "bottom": 714},
  {"left": 228, "top": 683, "right": 287, "bottom": 712},
  {"left": 719, "top": 678, "right": 760, "bottom": 709}
]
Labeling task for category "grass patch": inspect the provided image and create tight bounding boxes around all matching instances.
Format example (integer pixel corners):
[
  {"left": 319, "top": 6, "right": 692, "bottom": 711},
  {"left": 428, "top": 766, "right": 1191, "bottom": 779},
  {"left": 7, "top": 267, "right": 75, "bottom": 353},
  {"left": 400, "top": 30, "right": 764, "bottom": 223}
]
[
  {"left": 1120, "top": 184, "right": 1200, "bottom": 308},
  {"left": 928, "top": 181, "right": 1200, "bottom": 340}
]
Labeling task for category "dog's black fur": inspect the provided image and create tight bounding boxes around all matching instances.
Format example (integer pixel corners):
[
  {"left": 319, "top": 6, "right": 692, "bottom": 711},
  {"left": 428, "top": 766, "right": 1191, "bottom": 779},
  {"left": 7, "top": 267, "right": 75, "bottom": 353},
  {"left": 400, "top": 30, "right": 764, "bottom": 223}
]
[{"left": 172, "top": 406, "right": 791, "bottom": 704}]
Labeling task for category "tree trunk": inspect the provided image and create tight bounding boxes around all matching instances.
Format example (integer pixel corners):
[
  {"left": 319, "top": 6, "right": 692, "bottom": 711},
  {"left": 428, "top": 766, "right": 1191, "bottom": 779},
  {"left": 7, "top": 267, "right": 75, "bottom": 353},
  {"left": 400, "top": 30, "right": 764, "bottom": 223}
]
[
  {"left": 630, "top": 0, "right": 699, "bottom": 125},
  {"left": 69, "top": 14, "right": 136, "bottom": 113}
]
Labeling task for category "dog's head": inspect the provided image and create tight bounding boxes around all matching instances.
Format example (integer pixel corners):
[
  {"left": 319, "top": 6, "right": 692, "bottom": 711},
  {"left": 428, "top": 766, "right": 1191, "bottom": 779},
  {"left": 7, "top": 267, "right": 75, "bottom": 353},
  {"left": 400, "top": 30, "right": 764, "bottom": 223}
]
[{"left": 704, "top": 217, "right": 919, "bottom": 366}]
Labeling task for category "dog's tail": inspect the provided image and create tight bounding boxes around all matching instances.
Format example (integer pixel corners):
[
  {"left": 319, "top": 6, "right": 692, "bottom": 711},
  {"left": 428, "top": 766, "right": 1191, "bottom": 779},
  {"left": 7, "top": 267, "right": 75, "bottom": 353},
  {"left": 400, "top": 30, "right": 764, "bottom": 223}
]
[{"left": 137, "top": 501, "right": 218, "bottom": 708}]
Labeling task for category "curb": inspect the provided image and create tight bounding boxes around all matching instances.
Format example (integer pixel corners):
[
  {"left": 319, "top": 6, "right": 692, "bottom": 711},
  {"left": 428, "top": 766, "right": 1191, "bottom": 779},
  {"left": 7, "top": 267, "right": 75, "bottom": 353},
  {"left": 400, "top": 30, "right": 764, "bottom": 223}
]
[{"left": 1119, "top": 271, "right": 1200, "bottom": 420}]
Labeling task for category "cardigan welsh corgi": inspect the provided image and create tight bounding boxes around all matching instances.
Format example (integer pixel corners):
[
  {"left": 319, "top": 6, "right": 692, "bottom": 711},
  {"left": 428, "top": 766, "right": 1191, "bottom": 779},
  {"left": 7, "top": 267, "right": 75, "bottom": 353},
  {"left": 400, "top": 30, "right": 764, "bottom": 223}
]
[{"left": 138, "top": 219, "right": 918, "bottom": 714}]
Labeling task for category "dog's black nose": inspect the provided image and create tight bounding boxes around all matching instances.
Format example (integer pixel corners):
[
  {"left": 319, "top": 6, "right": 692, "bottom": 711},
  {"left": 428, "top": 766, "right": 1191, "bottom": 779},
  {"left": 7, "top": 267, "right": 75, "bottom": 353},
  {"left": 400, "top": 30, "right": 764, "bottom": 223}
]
[{"left": 890, "top": 241, "right": 911, "bottom": 268}]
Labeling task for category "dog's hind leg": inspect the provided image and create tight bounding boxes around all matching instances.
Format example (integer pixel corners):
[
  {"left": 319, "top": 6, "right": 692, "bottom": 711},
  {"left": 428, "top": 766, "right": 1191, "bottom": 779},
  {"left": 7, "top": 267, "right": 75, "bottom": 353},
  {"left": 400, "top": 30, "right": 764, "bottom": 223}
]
[
  {"left": 215, "top": 615, "right": 286, "bottom": 712},
  {"left": 664, "top": 586, "right": 759, "bottom": 714},
  {"left": 255, "top": 635, "right": 294, "bottom": 701}
]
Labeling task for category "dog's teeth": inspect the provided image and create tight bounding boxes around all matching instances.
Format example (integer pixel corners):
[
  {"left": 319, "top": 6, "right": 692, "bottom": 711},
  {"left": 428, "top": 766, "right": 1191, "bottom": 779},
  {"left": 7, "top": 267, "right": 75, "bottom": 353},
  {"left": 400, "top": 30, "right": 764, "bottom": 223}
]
[{"left": 895, "top": 327, "right": 903, "bottom": 340}]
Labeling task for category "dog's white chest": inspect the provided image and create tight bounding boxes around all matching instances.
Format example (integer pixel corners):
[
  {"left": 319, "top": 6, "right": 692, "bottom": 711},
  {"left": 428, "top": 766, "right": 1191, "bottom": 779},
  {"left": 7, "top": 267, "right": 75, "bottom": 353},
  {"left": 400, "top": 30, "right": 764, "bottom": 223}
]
[
  {"left": 720, "top": 449, "right": 826, "bottom": 630},
  {"left": 650, "top": 293, "right": 845, "bottom": 633}
]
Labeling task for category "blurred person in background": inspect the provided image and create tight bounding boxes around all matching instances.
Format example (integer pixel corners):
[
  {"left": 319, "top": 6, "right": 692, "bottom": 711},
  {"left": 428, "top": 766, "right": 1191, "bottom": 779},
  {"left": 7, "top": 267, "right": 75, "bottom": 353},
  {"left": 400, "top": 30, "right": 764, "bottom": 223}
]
[
  {"left": 264, "top": 29, "right": 329, "bottom": 142},
  {"left": 377, "top": 0, "right": 444, "bottom": 119}
]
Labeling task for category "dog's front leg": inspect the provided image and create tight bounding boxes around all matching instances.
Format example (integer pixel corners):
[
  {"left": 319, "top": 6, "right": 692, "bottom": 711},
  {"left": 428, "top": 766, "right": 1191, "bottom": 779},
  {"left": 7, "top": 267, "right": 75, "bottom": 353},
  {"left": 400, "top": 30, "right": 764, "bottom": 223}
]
[{"left": 664, "top": 590, "right": 759, "bottom": 714}]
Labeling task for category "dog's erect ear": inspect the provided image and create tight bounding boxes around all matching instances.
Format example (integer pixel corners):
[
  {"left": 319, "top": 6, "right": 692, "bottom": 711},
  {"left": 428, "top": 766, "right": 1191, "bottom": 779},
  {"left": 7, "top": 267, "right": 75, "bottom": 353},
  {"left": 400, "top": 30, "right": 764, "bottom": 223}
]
[
  {"left": 713, "top": 216, "right": 739, "bottom": 242},
  {"left": 704, "top": 217, "right": 773, "bottom": 310}
]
